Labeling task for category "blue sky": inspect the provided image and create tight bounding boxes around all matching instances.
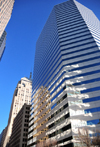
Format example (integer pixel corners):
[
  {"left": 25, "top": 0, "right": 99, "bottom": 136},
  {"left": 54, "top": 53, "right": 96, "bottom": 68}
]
[{"left": 0, "top": 0, "right": 100, "bottom": 133}]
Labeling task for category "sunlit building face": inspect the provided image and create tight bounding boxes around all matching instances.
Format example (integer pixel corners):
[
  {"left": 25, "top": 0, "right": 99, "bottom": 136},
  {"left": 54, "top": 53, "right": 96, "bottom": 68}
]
[{"left": 28, "top": 0, "right": 100, "bottom": 146}]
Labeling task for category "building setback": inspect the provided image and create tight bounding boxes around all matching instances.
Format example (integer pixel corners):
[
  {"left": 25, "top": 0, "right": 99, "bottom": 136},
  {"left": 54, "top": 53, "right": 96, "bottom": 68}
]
[
  {"left": 28, "top": 0, "right": 100, "bottom": 147},
  {"left": 9, "top": 104, "right": 31, "bottom": 147},
  {"left": 3, "top": 76, "right": 32, "bottom": 147}
]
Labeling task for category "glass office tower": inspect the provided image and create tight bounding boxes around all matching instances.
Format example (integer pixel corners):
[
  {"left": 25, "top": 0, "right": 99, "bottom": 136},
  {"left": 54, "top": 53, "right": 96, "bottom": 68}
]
[
  {"left": 0, "top": 31, "right": 6, "bottom": 60},
  {"left": 0, "top": 0, "right": 14, "bottom": 60},
  {"left": 28, "top": 0, "right": 100, "bottom": 146}
]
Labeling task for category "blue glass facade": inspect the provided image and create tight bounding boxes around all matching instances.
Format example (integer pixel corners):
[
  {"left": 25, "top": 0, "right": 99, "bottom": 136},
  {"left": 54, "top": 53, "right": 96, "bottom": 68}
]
[
  {"left": 32, "top": 9, "right": 61, "bottom": 94},
  {"left": 28, "top": 0, "right": 100, "bottom": 147}
]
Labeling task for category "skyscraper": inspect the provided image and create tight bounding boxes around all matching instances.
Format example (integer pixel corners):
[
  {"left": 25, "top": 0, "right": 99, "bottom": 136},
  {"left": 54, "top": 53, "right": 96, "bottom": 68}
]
[
  {"left": 28, "top": 0, "right": 100, "bottom": 147},
  {"left": 3, "top": 77, "right": 32, "bottom": 147},
  {"left": 0, "top": 31, "right": 6, "bottom": 60},
  {"left": 0, "top": 0, "right": 14, "bottom": 60}
]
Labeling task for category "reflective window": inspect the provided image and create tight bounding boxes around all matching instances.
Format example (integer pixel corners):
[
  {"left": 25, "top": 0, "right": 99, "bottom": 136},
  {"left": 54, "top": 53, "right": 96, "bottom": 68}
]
[
  {"left": 59, "top": 19, "right": 86, "bottom": 34},
  {"left": 31, "top": 98, "right": 33, "bottom": 102},
  {"left": 68, "top": 62, "right": 100, "bottom": 72},
  {"left": 81, "top": 86, "right": 100, "bottom": 94},
  {"left": 60, "top": 29, "right": 89, "bottom": 40},
  {"left": 31, "top": 107, "right": 33, "bottom": 111},
  {"left": 85, "top": 107, "right": 100, "bottom": 114},
  {"left": 83, "top": 96, "right": 100, "bottom": 103},
  {"left": 31, "top": 112, "right": 33, "bottom": 116},
  {"left": 87, "top": 119, "right": 100, "bottom": 125},
  {"left": 50, "top": 78, "right": 66, "bottom": 95},
  {"left": 61, "top": 41, "right": 97, "bottom": 51},
  {"left": 51, "top": 103, "right": 57, "bottom": 110},
  {"left": 61, "top": 37, "right": 93, "bottom": 47},
  {"left": 69, "top": 69, "right": 100, "bottom": 80},
  {"left": 62, "top": 50, "right": 100, "bottom": 61},
  {"left": 73, "top": 77, "right": 100, "bottom": 86},
  {"left": 58, "top": 18, "right": 85, "bottom": 31},
  {"left": 51, "top": 88, "right": 63, "bottom": 102},
  {"left": 48, "top": 71, "right": 66, "bottom": 91}
]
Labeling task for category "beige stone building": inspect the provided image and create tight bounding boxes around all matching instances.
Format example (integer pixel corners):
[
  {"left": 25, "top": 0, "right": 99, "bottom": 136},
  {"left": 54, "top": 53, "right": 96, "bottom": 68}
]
[{"left": 3, "top": 77, "right": 32, "bottom": 147}]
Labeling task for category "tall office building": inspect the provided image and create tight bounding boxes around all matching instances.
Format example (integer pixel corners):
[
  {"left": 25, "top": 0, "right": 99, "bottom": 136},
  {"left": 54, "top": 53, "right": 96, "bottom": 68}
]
[
  {"left": 3, "top": 76, "right": 32, "bottom": 147},
  {"left": 0, "top": 31, "right": 6, "bottom": 60},
  {"left": 0, "top": 0, "right": 14, "bottom": 60},
  {"left": 28, "top": 0, "right": 100, "bottom": 146}
]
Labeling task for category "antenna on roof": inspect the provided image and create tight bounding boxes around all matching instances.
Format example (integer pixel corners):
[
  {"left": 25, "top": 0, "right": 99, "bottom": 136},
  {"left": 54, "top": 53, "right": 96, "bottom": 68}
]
[{"left": 29, "top": 72, "right": 32, "bottom": 79}]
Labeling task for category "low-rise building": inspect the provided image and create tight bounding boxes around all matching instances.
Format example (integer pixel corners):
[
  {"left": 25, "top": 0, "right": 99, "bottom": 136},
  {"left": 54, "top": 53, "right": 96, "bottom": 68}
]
[
  {"left": 0, "top": 127, "right": 8, "bottom": 147},
  {"left": 9, "top": 104, "right": 31, "bottom": 147}
]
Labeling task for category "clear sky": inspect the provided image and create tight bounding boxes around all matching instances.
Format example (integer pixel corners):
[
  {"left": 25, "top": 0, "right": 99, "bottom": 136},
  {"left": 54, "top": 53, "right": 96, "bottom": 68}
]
[{"left": 0, "top": 0, "right": 100, "bottom": 133}]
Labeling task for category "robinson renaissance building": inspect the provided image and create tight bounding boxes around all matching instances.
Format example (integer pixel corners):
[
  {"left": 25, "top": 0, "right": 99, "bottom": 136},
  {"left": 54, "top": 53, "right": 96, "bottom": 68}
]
[{"left": 28, "top": 0, "right": 100, "bottom": 146}]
